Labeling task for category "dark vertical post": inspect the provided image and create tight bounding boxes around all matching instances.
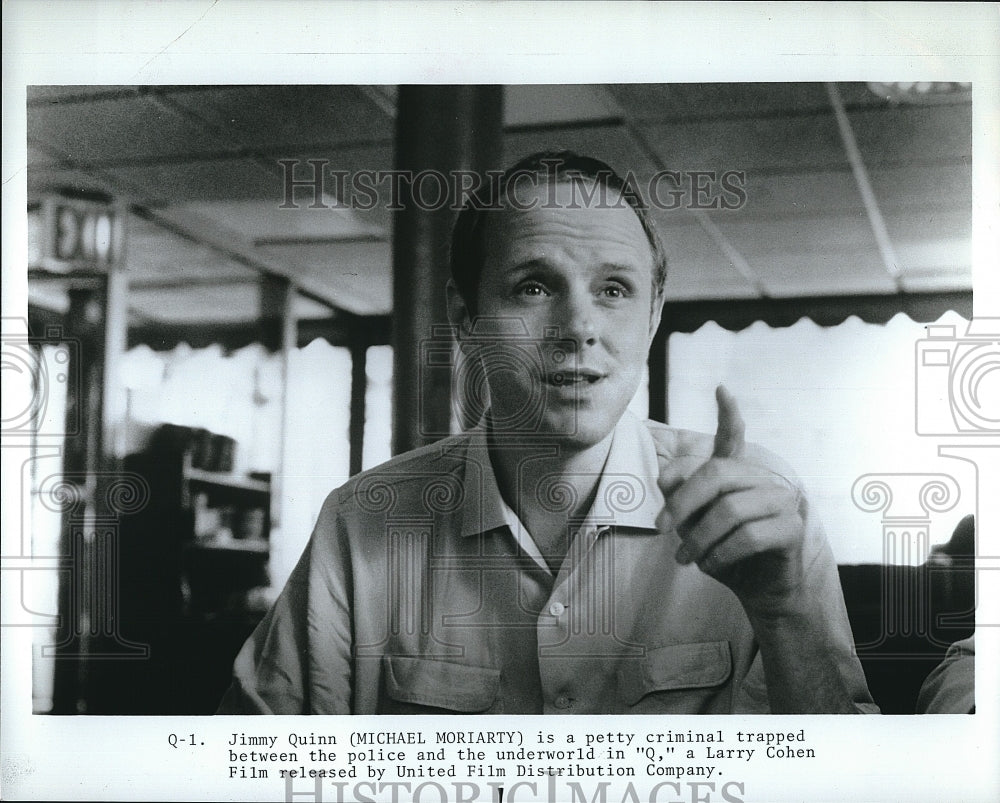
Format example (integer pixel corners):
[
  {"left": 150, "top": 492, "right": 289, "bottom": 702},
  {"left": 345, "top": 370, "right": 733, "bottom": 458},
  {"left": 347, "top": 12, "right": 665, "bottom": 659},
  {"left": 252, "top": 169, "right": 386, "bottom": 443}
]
[
  {"left": 259, "top": 274, "right": 296, "bottom": 531},
  {"left": 50, "top": 204, "right": 149, "bottom": 714},
  {"left": 52, "top": 269, "right": 140, "bottom": 710},
  {"left": 391, "top": 85, "right": 503, "bottom": 454},
  {"left": 648, "top": 323, "right": 669, "bottom": 424},
  {"left": 349, "top": 343, "right": 367, "bottom": 476},
  {"left": 51, "top": 284, "right": 107, "bottom": 713},
  {"left": 259, "top": 273, "right": 296, "bottom": 354}
]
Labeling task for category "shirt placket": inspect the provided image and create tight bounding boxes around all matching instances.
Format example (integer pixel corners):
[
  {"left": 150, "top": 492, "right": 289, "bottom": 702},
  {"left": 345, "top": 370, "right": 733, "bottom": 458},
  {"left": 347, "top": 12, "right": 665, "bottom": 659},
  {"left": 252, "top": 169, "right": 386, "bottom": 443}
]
[{"left": 538, "top": 521, "right": 614, "bottom": 713}]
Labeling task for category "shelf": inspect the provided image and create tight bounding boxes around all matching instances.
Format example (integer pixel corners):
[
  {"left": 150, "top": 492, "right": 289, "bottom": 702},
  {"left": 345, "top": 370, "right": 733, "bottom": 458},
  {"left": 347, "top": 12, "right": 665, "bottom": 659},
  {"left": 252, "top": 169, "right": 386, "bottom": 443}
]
[
  {"left": 184, "top": 466, "right": 270, "bottom": 494},
  {"left": 188, "top": 538, "right": 269, "bottom": 554}
]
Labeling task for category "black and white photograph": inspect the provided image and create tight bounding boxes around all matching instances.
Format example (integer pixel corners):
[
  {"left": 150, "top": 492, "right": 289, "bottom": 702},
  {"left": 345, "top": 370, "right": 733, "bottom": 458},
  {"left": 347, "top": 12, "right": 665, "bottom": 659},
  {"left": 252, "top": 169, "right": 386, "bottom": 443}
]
[{"left": 3, "top": 2, "right": 998, "bottom": 802}]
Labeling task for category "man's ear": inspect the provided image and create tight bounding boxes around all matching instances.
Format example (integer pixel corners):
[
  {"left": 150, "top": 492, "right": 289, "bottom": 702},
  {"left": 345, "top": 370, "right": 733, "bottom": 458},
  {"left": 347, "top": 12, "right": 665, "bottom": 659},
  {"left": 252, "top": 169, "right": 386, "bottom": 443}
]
[
  {"left": 446, "top": 280, "right": 474, "bottom": 339},
  {"left": 648, "top": 295, "right": 664, "bottom": 342}
]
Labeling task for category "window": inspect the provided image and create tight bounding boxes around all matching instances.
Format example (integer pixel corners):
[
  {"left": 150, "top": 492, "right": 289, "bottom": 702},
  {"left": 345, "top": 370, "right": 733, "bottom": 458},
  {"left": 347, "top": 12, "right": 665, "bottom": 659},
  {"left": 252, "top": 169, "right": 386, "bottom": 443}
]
[
  {"left": 667, "top": 311, "right": 975, "bottom": 564},
  {"left": 363, "top": 345, "right": 393, "bottom": 471}
]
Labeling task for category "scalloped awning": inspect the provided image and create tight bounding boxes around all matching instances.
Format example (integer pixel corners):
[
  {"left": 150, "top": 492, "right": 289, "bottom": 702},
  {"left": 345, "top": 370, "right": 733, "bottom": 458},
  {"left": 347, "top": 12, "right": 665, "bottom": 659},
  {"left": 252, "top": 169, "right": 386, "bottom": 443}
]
[{"left": 658, "top": 291, "right": 973, "bottom": 334}]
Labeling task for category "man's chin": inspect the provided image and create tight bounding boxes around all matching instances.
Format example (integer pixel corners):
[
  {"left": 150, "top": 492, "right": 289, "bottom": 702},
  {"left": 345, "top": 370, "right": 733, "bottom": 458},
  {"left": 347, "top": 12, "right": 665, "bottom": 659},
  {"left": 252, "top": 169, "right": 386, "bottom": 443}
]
[
  {"left": 485, "top": 399, "right": 623, "bottom": 448},
  {"left": 529, "top": 412, "right": 618, "bottom": 450}
]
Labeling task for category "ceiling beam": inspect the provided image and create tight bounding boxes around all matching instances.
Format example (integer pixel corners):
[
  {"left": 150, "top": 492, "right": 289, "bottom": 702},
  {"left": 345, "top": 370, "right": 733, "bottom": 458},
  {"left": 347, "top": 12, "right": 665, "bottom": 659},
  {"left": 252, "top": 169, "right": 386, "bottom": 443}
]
[
  {"left": 27, "top": 135, "right": 382, "bottom": 317},
  {"left": 504, "top": 116, "right": 623, "bottom": 135},
  {"left": 621, "top": 121, "right": 770, "bottom": 298},
  {"left": 27, "top": 137, "right": 394, "bottom": 171},
  {"left": 128, "top": 277, "right": 260, "bottom": 291},
  {"left": 254, "top": 233, "right": 387, "bottom": 247},
  {"left": 356, "top": 85, "right": 397, "bottom": 119},
  {"left": 143, "top": 90, "right": 295, "bottom": 190},
  {"left": 826, "top": 82, "right": 905, "bottom": 291},
  {"left": 129, "top": 204, "right": 348, "bottom": 315},
  {"left": 588, "top": 86, "right": 769, "bottom": 298}
]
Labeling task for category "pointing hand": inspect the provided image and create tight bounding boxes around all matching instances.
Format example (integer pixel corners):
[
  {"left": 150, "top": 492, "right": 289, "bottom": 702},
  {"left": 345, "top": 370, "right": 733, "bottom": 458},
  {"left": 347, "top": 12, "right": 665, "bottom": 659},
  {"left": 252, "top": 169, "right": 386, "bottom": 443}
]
[{"left": 654, "top": 385, "right": 806, "bottom": 616}]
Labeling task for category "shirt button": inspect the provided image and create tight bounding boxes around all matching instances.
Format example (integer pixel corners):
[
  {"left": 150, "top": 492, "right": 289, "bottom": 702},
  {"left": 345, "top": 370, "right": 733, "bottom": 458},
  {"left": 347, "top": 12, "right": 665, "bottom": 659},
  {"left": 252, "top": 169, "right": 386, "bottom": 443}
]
[
  {"left": 554, "top": 695, "right": 572, "bottom": 709},
  {"left": 549, "top": 602, "right": 565, "bottom": 617}
]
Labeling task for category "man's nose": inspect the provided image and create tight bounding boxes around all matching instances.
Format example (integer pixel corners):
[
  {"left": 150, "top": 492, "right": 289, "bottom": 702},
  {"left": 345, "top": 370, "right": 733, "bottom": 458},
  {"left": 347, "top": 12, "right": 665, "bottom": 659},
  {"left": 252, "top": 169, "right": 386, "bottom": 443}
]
[{"left": 556, "top": 291, "right": 598, "bottom": 348}]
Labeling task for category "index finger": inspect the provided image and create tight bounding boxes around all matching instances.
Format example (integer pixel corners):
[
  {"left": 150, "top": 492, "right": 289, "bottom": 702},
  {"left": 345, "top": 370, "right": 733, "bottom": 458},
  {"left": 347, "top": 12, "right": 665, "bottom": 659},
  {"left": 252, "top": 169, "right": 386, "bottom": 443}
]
[
  {"left": 713, "top": 384, "right": 746, "bottom": 459},
  {"left": 657, "top": 453, "right": 708, "bottom": 497}
]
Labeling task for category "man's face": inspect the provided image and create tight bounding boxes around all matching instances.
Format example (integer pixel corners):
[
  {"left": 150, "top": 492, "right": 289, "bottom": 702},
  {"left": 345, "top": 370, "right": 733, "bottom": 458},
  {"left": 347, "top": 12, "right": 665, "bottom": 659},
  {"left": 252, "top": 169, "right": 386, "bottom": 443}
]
[{"left": 464, "top": 179, "right": 661, "bottom": 448}]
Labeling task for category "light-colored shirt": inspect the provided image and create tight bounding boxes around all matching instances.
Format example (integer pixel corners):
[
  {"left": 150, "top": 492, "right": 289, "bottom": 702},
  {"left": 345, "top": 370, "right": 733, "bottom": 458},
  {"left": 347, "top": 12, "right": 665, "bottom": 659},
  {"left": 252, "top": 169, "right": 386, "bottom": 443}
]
[
  {"left": 916, "top": 634, "right": 975, "bottom": 713},
  {"left": 218, "top": 410, "right": 876, "bottom": 714}
]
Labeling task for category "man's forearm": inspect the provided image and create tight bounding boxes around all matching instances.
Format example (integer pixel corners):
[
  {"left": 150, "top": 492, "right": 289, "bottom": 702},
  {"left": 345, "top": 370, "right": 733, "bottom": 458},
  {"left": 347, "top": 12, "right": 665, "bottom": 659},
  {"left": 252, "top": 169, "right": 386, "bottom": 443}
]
[{"left": 748, "top": 592, "right": 863, "bottom": 714}]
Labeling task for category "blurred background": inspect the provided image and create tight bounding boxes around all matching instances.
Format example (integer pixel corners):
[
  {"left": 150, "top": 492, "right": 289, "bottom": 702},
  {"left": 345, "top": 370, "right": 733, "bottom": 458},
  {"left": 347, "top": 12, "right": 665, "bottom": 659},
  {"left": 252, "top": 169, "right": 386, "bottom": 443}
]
[{"left": 21, "top": 82, "right": 977, "bottom": 715}]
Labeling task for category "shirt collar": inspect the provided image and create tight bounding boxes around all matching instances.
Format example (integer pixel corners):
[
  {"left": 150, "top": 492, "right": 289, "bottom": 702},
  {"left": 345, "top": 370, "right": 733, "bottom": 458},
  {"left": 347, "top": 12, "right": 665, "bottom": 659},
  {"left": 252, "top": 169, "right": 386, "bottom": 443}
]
[
  {"left": 585, "top": 409, "right": 665, "bottom": 530},
  {"left": 456, "top": 425, "right": 520, "bottom": 538},
  {"left": 457, "top": 409, "right": 664, "bottom": 538}
]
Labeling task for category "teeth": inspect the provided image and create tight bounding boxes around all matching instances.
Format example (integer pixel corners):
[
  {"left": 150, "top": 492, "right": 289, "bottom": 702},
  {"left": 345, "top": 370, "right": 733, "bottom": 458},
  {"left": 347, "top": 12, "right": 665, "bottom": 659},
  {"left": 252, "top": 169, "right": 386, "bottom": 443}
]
[{"left": 548, "top": 372, "right": 599, "bottom": 385}]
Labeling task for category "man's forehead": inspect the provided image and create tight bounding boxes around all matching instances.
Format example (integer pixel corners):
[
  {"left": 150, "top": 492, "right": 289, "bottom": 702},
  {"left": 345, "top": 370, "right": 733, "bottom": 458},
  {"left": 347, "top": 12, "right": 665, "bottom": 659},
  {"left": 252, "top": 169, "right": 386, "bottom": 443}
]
[
  {"left": 486, "top": 178, "right": 653, "bottom": 257},
  {"left": 503, "top": 175, "right": 631, "bottom": 211}
]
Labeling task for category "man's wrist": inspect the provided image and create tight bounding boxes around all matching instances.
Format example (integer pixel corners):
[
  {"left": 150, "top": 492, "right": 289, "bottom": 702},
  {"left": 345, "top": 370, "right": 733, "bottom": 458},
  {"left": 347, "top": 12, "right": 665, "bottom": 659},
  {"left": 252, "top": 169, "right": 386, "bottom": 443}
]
[{"left": 741, "top": 584, "right": 815, "bottom": 628}]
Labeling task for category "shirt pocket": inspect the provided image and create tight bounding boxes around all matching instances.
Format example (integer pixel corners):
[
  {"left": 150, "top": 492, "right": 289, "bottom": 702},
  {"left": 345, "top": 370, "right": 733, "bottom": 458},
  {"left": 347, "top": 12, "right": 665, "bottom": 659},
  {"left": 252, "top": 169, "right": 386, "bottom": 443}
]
[
  {"left": 380, "top": 656, "right": 501, "bottom": 714},
  {"left": 619, "top": 641, "right": 733, "bottom": 714}
]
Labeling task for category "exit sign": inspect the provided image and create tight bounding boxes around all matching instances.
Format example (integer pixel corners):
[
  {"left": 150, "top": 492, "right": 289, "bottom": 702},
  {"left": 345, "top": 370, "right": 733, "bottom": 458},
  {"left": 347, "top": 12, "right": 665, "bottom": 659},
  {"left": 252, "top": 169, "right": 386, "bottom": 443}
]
[{"left": 32, "top": 194, "right": 124, "bottom": 272}]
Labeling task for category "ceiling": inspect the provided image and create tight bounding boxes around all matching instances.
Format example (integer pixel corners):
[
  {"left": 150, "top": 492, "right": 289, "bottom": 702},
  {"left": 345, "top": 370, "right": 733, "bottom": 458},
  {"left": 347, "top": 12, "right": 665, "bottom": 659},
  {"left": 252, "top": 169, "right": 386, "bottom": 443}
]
[{"left": 25, "top": 83, "right": 973, "bottom": 325}]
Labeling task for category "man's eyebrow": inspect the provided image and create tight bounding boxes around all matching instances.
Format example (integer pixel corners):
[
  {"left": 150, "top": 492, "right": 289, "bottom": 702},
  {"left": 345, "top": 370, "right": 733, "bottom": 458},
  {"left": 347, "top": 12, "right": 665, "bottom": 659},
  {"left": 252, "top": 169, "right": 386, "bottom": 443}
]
[
  {"left": 503, "top": 258, "right": 645, "bottom": 275},
  {"left": 502, "top": 257, "right": 554, "bottom": 275},
  {"left": 598, "top": 261, "right": 644, "bottom": 274}
]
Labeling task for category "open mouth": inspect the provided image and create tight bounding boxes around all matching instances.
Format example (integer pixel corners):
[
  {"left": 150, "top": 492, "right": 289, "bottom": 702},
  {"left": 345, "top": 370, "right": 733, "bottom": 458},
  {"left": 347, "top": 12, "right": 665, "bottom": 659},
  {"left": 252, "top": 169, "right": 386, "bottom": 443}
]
[{"left": 545, "top": 370, "right": 605, "bottom": 387}]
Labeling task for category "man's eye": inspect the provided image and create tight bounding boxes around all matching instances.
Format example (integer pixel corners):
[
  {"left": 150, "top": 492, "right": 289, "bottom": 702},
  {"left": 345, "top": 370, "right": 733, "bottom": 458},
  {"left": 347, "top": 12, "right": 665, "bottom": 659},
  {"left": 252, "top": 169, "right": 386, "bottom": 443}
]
[
  {"left": 517, "top": 282, "right": 549, "bottom": 297},
  {"left": 601, "top": 283, "right": 630, "bottom": 299}
]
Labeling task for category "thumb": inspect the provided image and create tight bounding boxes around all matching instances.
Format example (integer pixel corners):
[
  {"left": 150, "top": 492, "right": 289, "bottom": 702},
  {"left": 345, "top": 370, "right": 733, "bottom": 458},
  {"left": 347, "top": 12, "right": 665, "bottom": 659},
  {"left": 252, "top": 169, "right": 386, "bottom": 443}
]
[{"left": 713, "top": 384, "right": 746, "bottom": 458}]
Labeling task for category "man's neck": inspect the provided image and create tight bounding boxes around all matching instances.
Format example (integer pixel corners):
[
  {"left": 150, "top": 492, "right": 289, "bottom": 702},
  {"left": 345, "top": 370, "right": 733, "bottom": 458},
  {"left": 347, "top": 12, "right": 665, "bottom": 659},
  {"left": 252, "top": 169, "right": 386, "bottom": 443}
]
[{"left": 488, "top": 427, "right": 616, "bottom": 572}]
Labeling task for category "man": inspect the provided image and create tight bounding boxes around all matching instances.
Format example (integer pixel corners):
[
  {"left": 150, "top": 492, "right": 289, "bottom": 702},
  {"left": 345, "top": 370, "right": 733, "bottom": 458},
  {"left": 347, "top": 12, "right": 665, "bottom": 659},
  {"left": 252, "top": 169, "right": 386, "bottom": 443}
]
[
  {"left": 218, "top": 151, "right": 877, "bottom": 714},
  {"left": 916, "top": 634, "right": 975, "bottom": 714}
]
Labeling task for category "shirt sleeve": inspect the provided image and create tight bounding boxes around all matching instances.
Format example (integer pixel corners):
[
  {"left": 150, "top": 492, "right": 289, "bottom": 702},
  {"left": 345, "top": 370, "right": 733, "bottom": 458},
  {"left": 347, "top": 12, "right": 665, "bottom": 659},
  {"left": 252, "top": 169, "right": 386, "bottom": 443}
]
[
  {"left": 216, "top": 494, "right": 354, "bottom": 714},
  {"left": 216, "top": 542, "right": 312, "bottom": 714},
  {"left": 916, "top": 634, "right": 975, "bottom": 714},
  {"left": 798, "top": 510, "right": 881, "bottom": 714}
]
